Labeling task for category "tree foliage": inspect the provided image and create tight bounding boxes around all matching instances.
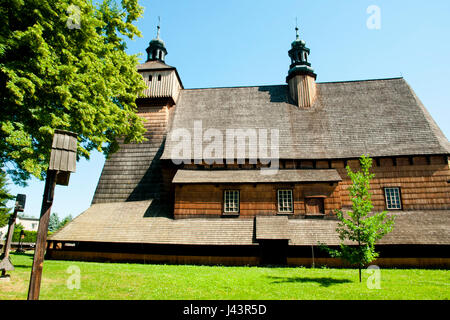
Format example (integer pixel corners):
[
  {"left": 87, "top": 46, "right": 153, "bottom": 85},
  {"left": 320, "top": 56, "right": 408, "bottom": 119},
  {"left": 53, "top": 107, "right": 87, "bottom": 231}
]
[
  {"left": 0, "top": 170, "right": 14, "bottom": 227},
  {"left": 0, "top": 0, "right": 147, "bottom": 185},
  {"left": 48, "top": 212, "right": 72, "bottom": 231},
  {"left": 58, "top": 214, "right": 72, "bottom": 230},
  {"left": 321, "top": 155, "right": 396, "bottom": 281},
  {"left": 48, "top": 212, "right": 60, "bottom": 232}
]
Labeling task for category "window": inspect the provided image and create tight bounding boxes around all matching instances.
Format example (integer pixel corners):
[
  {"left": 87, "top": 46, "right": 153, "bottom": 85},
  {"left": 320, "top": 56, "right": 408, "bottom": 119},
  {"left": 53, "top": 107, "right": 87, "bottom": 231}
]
[
  {"left": 223, "top": 190, "right": 239, "bottom": 214},
  {"left": 305, "top": 197, "right": 324, "bottom": 214},
  {"left": 148, "top": 75, "right": 152, "bottom": 82},
  {"left": 384, "top": 187, "right": 402, "bottom": 210},
  {"left": 277, "top": 189, "right": 293, "bottom": 213},
  {"left": 158, "top": 74, "right": 162, "bottom": 81}
]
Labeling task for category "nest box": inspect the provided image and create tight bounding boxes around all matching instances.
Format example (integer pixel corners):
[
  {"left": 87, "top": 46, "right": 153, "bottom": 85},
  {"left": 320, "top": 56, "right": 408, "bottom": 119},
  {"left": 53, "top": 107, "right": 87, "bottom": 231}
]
[{"left": 48, "top": 130, "right": 77, "bottom": 186}]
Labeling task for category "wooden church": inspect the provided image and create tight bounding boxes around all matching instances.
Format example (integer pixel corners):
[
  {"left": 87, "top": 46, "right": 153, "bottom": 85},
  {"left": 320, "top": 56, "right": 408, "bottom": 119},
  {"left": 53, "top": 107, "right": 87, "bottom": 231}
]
[{"left": 47, "top": 25, "right": 450, "bottom": 267}]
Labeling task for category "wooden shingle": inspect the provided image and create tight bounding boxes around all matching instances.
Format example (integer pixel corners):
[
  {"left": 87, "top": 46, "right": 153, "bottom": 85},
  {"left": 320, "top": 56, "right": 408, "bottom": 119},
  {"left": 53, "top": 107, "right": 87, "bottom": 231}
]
[
  {"left": 48, "top": 130, "right": 77, "bottom": 173},
  {"left": 49, "top": 201, "right": 450, "bottom": 246},
  {"left": 172, "top": 169, "right": 342, "bottom": 184}
]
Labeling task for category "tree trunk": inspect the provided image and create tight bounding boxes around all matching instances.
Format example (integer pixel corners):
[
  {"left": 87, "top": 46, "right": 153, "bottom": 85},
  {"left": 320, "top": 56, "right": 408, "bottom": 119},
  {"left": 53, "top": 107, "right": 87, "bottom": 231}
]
[{"left": 359, "top": 265, "right": 362, "bottom": 283}]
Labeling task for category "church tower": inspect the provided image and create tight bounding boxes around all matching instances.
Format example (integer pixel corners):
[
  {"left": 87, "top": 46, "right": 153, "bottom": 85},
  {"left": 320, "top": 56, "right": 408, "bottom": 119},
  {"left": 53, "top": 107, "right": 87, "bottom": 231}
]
[
  {"left": 92, "top": 21, "right": 183, "bottom": 205},
  {"left": 137, "top": 19, "right": 183, "bottom": 104},
  {"left": 286, "top": 26, "right": 317, "bottom": 108}
]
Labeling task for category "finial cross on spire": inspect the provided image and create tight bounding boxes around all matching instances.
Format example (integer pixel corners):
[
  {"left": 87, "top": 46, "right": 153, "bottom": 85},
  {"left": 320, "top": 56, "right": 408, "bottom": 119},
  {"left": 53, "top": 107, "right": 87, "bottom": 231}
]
[
  {"left": 295, "top": 17, "right": 300, "bottom": 40},
  {"left": 157, "top": 16, "right": 161, "bottom": 39}
]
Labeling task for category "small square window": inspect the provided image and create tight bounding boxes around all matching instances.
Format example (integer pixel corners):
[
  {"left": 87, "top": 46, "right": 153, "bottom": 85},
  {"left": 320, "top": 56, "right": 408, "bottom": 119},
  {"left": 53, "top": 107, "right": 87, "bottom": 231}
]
[
  {"left": 278, "top": 189, "right": 294, "bottom": 213},
  {"left": 224, "top": 190, "right": 239, "bottom": 214},
  {"left": 384, "top": 187, "right": 402, "bottom": 210}
]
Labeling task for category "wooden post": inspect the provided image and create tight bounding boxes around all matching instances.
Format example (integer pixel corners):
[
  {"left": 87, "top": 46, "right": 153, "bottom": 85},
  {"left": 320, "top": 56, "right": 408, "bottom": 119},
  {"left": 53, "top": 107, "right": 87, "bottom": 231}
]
[
  {"left": 27, "top": 170, "right": 57, "bottom": 300},
  {"left": 0, "top": 194, "right": 25, "bottom": 277},
  {"left": 26, "top": 129, "right": 77, "bottom": 299},
  {"left": 0, "top": 207, "right": 18, "bottom": 277}
]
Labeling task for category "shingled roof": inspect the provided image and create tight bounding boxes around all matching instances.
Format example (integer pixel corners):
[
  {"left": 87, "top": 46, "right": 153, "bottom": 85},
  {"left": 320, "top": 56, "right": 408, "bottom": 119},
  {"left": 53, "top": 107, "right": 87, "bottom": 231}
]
[
  {"left": 137, "top": 60, "right": 176, "bottom": 71},
  {"left": 255, "top": 216, "right": 290, "bottom": 240},
  {"left": 172, "top": 169, "right": 342, "bottom": 184},
  {"left": 49, "top": 201, "right": 450, "bottom": 246},
  {"left": 162, "top": 78, "right": 450, "bottom": 161}
]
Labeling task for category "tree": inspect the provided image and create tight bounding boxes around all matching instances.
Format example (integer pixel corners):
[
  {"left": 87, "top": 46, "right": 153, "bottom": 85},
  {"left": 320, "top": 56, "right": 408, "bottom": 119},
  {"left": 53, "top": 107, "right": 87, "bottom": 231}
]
[
  {"left": 0, "top": 170, "right": 14, "bottom": 228},
  {"left": 48, "top": 212, "right": 61, "bottom": 232},
  {"left": 321, "top": 155, "right": 395, "bottom": 282},
  {"left": 0, "top": 0, "right": 147, "bottom": 186},
  {"left": 48, "top": 212, "right": 72, "bottom": 231},
  {"left": 57, "top": 214, "right": 72, "bottom": 230}
]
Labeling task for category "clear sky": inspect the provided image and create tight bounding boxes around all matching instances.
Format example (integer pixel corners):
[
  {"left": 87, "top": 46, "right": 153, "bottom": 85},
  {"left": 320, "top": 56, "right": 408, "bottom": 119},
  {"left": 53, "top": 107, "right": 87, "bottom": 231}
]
[{"left": 6, "top": 0, "right": 450, "bottom": 218}]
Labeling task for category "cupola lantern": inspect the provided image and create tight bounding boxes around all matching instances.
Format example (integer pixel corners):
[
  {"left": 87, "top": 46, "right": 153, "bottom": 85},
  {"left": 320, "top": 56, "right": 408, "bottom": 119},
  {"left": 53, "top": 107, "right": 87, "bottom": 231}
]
[
  {"left": 286, "top": 26, "right": 317, "bottom": 108},
  {"left": 146, "top": 17, "right": 167, "bottom": 63}
]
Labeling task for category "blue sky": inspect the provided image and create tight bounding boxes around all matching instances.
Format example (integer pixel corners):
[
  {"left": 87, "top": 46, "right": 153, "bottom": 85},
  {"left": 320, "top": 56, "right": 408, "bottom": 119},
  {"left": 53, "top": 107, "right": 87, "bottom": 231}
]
[{"left": 6, "top": 0, "right": 450, "bottom": 218}]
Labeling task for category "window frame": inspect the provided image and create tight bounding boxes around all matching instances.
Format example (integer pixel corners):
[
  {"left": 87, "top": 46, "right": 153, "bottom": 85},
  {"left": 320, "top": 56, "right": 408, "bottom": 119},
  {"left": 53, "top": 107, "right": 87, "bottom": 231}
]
[
  {"left": 223, "top": 190, "right": 240, "bottom": 215},
  {"left": 277, "top": 189, "right": 294, "bottom": 214},
  {"left": 384, "top": 187, "right": 402, "bottom": 210}
]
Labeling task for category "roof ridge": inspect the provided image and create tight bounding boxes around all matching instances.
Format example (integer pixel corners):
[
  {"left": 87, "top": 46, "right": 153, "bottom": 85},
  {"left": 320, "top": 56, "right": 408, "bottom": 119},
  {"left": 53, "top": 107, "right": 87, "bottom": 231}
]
[
  {"left": 180, "top": 77, "right": 405, "bottom": 90},
  {"left": 182, "top": 84, "right": 286, "bottom": 91},
  {"left": 316, "top": 77, "right": 404, "bottom": 84}
]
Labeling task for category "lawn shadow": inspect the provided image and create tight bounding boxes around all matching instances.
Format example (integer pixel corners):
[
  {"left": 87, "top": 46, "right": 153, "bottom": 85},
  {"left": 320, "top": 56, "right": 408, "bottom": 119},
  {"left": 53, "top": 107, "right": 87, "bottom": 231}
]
[
  {"left": 7, "top": 252, "right": 34, "bottom": 269},
  {"left": 9, "top": 265, "right": 31, "bottom": 269},
  {"left": 267, "top": 276, "right": 352, "bottom": 287}
]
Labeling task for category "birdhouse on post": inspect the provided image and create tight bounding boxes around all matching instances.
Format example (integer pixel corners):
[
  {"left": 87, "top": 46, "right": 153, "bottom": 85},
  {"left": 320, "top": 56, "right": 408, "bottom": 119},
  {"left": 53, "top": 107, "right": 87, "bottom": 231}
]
[
  {"left": 48, "top": 130, "right": 77, "bottom": 185},
  {"left": 15, "top": 194, "right": 26, "bottom": 212},
  {"left": 27, "top": 129, "right": 77, "bottom": 299}
]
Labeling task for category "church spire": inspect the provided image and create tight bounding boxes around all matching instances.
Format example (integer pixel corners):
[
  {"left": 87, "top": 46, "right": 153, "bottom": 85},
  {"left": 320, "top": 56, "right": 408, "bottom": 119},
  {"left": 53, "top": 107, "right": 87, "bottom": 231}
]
[
  {"left": 287, "top": 24, "right": 315, "bottom": 78},
  {"left": 286, "top": 24, "right": 317, "bottom": 108},
  {"left": 146, "top": 17, "right": 168, "bottom": 63},
  {"left": 156, "top": 16, "right": 161, "bottom": 39}
]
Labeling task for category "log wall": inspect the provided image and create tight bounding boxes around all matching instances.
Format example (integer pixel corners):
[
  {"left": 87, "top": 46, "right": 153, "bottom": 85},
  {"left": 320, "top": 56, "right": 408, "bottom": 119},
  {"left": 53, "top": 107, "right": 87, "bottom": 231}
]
[
  {"left": 92, "top": 99, "right": 173, "bottom": 203},
  {"left": 337, "top": 156, "right": 450, "bottom": 211},
  {"left": 174, "top": 183, "right": 340, "bottom": 219},
  {"left": 173, "top": 156, "right": 450, "bottom": 218},
  {"left": 46, "top": 245, "right": 450, "bottom": 268}
]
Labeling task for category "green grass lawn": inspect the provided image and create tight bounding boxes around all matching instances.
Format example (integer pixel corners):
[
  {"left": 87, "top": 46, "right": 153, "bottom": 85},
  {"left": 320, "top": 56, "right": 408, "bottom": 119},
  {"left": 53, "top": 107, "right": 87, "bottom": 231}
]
[{"left": 1, "top": 252, "right": 449, "bottom": 300}]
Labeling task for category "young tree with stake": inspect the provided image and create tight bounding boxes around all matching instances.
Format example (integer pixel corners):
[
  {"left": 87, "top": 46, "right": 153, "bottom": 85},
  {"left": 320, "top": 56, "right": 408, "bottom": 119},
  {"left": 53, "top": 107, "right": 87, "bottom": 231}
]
[{"left": 321, "top": 155, "right": 395, "bottom": 282}]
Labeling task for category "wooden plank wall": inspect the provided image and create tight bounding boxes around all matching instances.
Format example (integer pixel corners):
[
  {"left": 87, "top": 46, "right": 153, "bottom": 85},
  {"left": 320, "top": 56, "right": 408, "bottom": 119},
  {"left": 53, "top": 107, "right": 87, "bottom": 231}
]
[
  {"left": 92, "top": 100, "right": 172, "bottom": 203},
  {"left": 46, "top": 250, "right": 260, "bottom": 266},
  {"left": 287, "top": 257, "right": 450, "bottom": 268},
  {"left": 46, "top": 249, "right": 450, "bottom": 268},
  {"left": 174, "top": 183, "right": 341, "bottom": 219},
  {"left": 174, "top": 155, "right": 450, "bottom": 218},
  {"left": 337, "top": 156, "right": 450, "bottom": 211}
]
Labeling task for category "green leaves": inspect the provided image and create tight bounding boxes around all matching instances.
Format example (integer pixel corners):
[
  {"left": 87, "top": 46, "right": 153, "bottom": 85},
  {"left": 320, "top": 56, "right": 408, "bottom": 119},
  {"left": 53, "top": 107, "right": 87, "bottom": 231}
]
[
  {"left": 0, "top": 0, "right": 147, "bottom": 184},
  {"left": 320, "top": 155, "right": 396, "bottom": 274},
  {"left": 0, "top": 170, "right": 14, "bottom": 228}
]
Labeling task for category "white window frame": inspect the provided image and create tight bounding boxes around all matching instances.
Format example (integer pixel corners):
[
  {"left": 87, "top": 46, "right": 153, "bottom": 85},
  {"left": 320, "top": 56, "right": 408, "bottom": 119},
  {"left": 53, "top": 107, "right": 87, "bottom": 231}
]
[
  {"left": 277, "top": 189, "right": 294, "bottom": 213},
  {"left": 223, "top": 190, "right": 240, "bottom": 214},
  {"left": 384, "top": 187, "right": 402, "bottom": 210}
]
